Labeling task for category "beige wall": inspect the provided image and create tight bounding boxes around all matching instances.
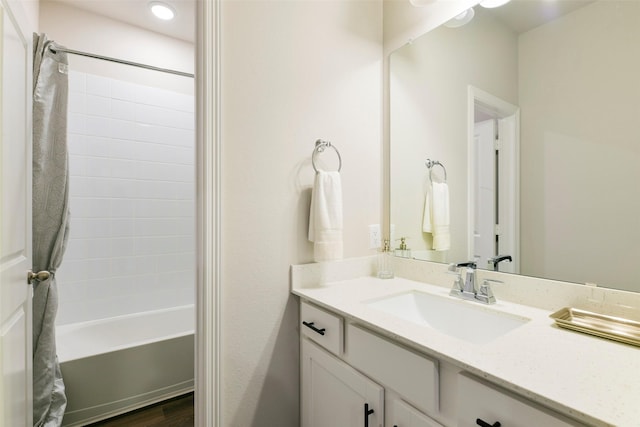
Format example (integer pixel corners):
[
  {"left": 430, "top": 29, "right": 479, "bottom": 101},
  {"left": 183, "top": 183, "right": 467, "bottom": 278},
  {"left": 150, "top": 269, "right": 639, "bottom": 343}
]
[
  {"left": 518, "top": 1, "right": 640, "bottom": 291},
  {"left": 39, "top": 1, "right": 194, "bottom": 94},
  {"left": 383, "top": 0, "right": 479, "bottom": 55},
  {"left": 221, "top": 1, "right": 382, "bottom": 425},
  {"left": 389, "top": 8, "right": 518, "bottom": 261}
]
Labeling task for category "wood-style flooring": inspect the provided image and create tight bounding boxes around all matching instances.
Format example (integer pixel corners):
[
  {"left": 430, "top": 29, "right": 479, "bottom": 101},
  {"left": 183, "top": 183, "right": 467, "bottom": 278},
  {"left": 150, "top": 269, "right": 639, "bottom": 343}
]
[{"left": 86, "top": 393, "right": 194, "bottom": 427}]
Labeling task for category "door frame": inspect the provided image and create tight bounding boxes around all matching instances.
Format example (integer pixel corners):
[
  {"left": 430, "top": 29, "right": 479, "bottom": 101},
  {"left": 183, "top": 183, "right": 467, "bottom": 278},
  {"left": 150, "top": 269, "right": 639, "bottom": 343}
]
[
  {"left": 195, "top": 1, "right": 221, "bottom": 426},
  {"left": 467, "top": 85, "right": 520, "bottom": 273}
]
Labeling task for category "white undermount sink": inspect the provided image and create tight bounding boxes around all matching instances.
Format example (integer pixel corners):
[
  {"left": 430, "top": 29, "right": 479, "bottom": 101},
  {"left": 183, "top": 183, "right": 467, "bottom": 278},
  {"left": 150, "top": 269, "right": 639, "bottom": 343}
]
[{"left": 366, "top": 290, "right": 529, "bottom": 344}]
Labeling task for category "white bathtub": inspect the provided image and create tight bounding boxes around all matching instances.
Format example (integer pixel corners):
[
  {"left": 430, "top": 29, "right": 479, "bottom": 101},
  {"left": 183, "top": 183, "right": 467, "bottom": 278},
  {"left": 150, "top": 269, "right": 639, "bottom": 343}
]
[{"left": 57, "top": 305, "right": 194, "bottom": 427}]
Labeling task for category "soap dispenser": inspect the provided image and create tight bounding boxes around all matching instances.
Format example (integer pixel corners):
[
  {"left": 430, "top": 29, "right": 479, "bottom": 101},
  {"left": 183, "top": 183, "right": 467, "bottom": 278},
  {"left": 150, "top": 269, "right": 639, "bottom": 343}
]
[
  {"left": 377, "top": 239, "right": 394, "bottom": 279},
  {"left": 394, "top": 237, "right": 411, "bottom": 258}
]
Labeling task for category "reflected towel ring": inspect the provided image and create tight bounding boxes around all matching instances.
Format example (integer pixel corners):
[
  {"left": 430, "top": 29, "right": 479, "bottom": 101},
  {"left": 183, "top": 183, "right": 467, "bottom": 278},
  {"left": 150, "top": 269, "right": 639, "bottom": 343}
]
[
  {"left": 425, "top": 159, "right": 447, "bottom": 182},
  {"left": 312, "top": 139, "right": 342, "bottom": 173}
]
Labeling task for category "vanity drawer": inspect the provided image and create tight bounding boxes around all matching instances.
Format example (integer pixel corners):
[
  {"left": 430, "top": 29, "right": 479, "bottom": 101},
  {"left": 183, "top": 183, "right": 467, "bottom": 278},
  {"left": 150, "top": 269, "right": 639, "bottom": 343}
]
[
  {"left": 457, "top": 373, "right": 578, "bottom": 427},
  {"left": 345, "top": 324, "right": 439, "bottom": 416},
  {"left": 300, "top": 301, "right": 343, "bottom": 356}
]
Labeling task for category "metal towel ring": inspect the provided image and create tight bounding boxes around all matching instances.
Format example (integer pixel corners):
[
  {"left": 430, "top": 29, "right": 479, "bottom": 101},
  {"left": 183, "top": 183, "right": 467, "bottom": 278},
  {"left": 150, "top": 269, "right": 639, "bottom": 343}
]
[
  {"left": 312, "top": 139, "right": 342, "bottom": 173},
  {"left": 425, "top": 159, "right": 447, "bottom": 182}
]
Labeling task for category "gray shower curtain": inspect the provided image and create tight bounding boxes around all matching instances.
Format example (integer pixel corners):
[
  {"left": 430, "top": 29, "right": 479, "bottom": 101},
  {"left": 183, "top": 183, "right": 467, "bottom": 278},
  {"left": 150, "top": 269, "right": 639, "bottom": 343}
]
[{"left": 32, "top": 33, "right": 70, "bottom": 427}]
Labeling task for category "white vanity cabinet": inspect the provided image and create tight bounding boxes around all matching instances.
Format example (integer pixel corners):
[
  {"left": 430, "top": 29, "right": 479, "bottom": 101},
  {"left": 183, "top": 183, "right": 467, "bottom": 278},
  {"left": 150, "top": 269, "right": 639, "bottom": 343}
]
[
  {"left": 300, "top": 301, "right": 442, "bottom": 427},
  {"left": 387, "top": 396, "right": 444, "bottom": 427},
  {"left": 301, "top": 338, "right": 384, "bottom": 427},
  {"left": 456, "top": 373, "right": 579, "bottom": 427},
  {"left": 299, "top": 299, "right": 581, "bottom": 427}
]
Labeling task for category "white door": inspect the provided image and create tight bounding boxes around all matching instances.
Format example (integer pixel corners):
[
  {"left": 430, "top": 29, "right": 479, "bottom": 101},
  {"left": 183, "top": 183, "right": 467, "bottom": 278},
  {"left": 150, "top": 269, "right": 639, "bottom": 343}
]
[
  {"left": 387, "top": 396, "right": 443, "bottom": 427},
  {"left": 473, "top": 119, "right": 496, "bottom": 267},
  {"left": 301, "top": 338, "right": 384, "bottom": 427},
  {"left": 0, "top": 0, "right": 33, "bottom": 425}
]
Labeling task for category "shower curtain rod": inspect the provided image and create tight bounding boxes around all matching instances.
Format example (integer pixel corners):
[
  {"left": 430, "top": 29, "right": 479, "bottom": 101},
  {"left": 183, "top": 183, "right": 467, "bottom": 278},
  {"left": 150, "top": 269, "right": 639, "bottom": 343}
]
[{"left": 48, "top": 46, "right": 194, "bottom": 78}]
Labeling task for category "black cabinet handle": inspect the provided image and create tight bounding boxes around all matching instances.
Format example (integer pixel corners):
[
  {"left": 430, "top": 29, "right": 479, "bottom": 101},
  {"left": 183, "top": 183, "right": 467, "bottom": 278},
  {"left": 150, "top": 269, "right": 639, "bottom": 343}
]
[
  {"left": 302, "top": 321, "right": 326, "bottom": 336},
  {"left": 476, "top": 418, "right": 501, "bottom": 427},
  {"left": 364, "top": 403, "right": 374, "bottom": 427}
]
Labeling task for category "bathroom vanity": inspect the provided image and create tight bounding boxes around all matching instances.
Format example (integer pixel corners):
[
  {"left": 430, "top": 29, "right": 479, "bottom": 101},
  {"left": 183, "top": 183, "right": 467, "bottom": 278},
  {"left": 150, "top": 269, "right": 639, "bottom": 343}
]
[{"left": 292, "top": 257, "right": 640, "bottom": 427}]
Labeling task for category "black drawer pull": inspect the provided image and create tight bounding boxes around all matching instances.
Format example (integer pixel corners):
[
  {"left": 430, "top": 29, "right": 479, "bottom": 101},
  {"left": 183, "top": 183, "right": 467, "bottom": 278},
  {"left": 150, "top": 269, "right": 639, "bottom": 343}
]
[
  {"left": 302, "top": 321, "right": 326, "bottom": 336},
  {"left": 476, "top": 418, "right": 501, "bottom": 427},
  {"left": 364, "top": 403, "right": 374, "bottom": 427}
]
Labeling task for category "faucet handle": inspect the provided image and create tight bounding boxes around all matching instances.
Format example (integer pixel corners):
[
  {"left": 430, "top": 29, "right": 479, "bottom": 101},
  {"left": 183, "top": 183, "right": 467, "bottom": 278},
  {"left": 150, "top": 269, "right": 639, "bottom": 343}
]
[
  {"left": 477, "top": 279, "right": 502, "bottom": 304},
  {"left": 455, "top": 261, "right": 477, "bottom": 269}
]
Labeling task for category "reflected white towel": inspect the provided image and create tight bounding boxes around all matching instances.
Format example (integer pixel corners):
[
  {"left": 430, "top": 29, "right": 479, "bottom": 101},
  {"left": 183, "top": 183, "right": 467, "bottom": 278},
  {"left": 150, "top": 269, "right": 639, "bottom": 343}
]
[
  {"left": 308, "top": 171, "right": 343, "bottom": 262},
  {"left": 423, "top": 181, "right": 450, "bottom": 251}
]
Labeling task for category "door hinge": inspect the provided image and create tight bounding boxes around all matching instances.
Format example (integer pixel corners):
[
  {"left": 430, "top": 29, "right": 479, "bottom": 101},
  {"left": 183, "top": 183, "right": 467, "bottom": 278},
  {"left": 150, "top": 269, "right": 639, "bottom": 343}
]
[
  {"left": 494, "top": 138, "right": 501, "bottom": 151},
  {"left": 494, "top": 224, "right": 501, "bottom": 236}
]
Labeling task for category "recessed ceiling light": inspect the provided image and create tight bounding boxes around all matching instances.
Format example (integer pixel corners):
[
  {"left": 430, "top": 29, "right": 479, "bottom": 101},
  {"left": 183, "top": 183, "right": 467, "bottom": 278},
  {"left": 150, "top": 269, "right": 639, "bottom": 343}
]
[
  {"left": 149, "top": 1, "right": 176, "bottom": 21},
  {"left": 479, "top": 0, "right": 512, "bottom": 8}
]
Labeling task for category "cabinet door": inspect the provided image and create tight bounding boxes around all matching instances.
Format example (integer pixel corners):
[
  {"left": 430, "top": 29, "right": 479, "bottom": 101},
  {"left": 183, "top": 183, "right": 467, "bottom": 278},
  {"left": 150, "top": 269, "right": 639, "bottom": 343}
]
[
  {"left": 302, "top": 338, "right": 384, "bottom": 427},
  {"left": 457, "top": 374, "right": 578, "bottom": 427},
  {"left": 388, "top": 396, "right": 443, "bottom": 427}
]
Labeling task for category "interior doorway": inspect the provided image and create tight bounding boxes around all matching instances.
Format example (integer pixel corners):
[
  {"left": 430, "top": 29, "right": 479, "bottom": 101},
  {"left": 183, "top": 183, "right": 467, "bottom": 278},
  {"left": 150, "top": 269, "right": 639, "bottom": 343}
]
[{"left": 467, "top": 86, "right": 520, "bottom": 274}]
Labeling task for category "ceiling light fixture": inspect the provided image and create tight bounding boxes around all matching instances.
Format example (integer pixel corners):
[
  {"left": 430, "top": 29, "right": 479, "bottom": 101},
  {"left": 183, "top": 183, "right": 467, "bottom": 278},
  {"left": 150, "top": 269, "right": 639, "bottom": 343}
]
[
  {"left": 443, "top": 8, "right": 475, "bottom": 28},
  {"left": 479, "top": 0, "right": 512, "bottom": 8},
  {"left": 149, "top": 1, "right": 176, "bottom": 20}
]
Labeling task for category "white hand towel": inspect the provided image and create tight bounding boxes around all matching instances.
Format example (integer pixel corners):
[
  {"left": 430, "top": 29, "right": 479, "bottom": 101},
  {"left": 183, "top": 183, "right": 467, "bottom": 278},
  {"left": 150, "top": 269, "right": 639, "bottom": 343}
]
[
  {"left": 422, "top": 181, "right": 450, "bottom": 251},
  {"left": 308, "top": 170, "right": 343, "bottom": 262}
]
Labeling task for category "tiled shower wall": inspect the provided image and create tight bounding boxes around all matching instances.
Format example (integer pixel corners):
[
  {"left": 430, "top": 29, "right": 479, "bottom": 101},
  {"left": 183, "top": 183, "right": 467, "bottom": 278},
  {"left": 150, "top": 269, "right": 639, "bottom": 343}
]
[{"left": 55, "top": 70, "right": 195, "bottom": 325}]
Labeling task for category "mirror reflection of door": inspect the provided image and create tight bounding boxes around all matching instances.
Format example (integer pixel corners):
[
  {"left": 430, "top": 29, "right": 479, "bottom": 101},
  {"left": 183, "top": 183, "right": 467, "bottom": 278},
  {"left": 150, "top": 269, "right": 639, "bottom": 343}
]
[
  {"left": 469, "top": 88, "right": 519, "bottom": 274},
  {"left": 473, "top": 119, "right": 497, "bottom": 268}
]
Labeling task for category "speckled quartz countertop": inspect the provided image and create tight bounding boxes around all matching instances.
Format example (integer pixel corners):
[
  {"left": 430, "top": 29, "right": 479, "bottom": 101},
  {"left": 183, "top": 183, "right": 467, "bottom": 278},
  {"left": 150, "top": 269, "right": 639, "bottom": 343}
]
[{"left": 291, "top": 258, "right": 640, "bottom": 427}]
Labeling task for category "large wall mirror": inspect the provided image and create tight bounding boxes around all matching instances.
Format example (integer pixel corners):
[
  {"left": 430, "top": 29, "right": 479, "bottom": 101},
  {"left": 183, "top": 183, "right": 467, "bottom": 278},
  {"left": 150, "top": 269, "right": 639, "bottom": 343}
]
[{"left": 389, "top": 0, "right": 640, "bottom": 292}]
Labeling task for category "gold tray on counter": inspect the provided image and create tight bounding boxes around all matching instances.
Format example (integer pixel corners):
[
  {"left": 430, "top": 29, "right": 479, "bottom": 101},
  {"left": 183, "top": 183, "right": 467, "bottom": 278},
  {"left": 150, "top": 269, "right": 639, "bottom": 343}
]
[{"left": 549, "top": 307, "right": 640, "bottom": 347}]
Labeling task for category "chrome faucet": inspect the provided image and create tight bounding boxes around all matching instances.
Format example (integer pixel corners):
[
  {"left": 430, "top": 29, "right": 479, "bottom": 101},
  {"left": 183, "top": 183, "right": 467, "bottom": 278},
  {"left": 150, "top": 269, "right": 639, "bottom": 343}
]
[
  {"left": 448, "top": 261, "right": 501, "bottom": 305},
  {"left": 487, "top": 254, "right": 512, "bottom": 271}
]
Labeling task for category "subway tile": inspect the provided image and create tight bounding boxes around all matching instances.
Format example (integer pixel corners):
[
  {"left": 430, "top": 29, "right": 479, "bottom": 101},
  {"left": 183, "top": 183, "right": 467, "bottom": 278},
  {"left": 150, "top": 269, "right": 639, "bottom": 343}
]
[
  {"left": 135, "top": 162, "right": 193, "bottom": 183},
  {"left": 84, "top": 157, "right": 112, "bottom": 178},
  {"left": 136, "top": 103, "right": 194, "bottom": 130},
  {"left": 136, "top": 85, "right": 176, "bottom": 109},
  {"left": 68, "top": 134, "right": 88, "bottom": 156},
  {"left": 68, "top": 71, "right": 86, "bottom": 94},
  {"left": 111, "top": 99, "right": 136, "bottom": 121},
  {"left": 111, "top": 118, "right": 139, "bottom": 141},
  {"left": 169, "top": 92, "right": 195, "bottom": 113},
  {"left": 72, "top": 197, "right": 110, "bottom": 218},
  {"left": 108, "top": 179, "right": 140, "bottom": 198},
  {"left": 63, "top": 239, "right": 88, "bottom": 261},
  {"left": 111, "top": 79, "right": 138, "bottom": 102},
  {"left": 110, "top": 218, "right": 134, "bottom": 237},
  {"left": 69, "top": 155, "right": 87, "bottom": 177},
  {"left": 87, "top": 219, "right": 112, "bottom": 238},
  {"left": 68, "top": 91, "right": 86, "bottom": 114},
  {"left": 69, "top": 176, "right": 91, "bottom": 197},
  {"left": 62, "top": 71, "right": 196, "bottom": 322},
  {"left": 156, "top": 252, "right": 195, "bottom": 272},
  {"left": 134, "top": 218, "right": 193, "bottom": 237},
  {"left": 85, "top": 115, "right": 112, "bottom": 138},
  {"left": 135, "top": 123, "right": 194, "bottom": 147},
  {"left": 85, "top": 238, "right": 112, "bottom": 259},
  {"left": 68, "top": 113, "right": 86, "bottom": 135},
  {"left": 85, "top": 136, "right": 112, "bottom": 158},
  {"left": 111, "top": 256, "right": 157, "bottom": 277},
  {"left": 109, "top": 159, "right": 139, "bottom": 180},
  {"left": 86, "top": 74, "right": 111, "bottom": 97},
  {"left": 110, "top": 199, "right": 135, "bottom": 217},
  {"left": 111, "top": 238, "right": 135, "bottom": 257},
  {"left": 86, "top": 94, "right": 111, "bottom": 117}
]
